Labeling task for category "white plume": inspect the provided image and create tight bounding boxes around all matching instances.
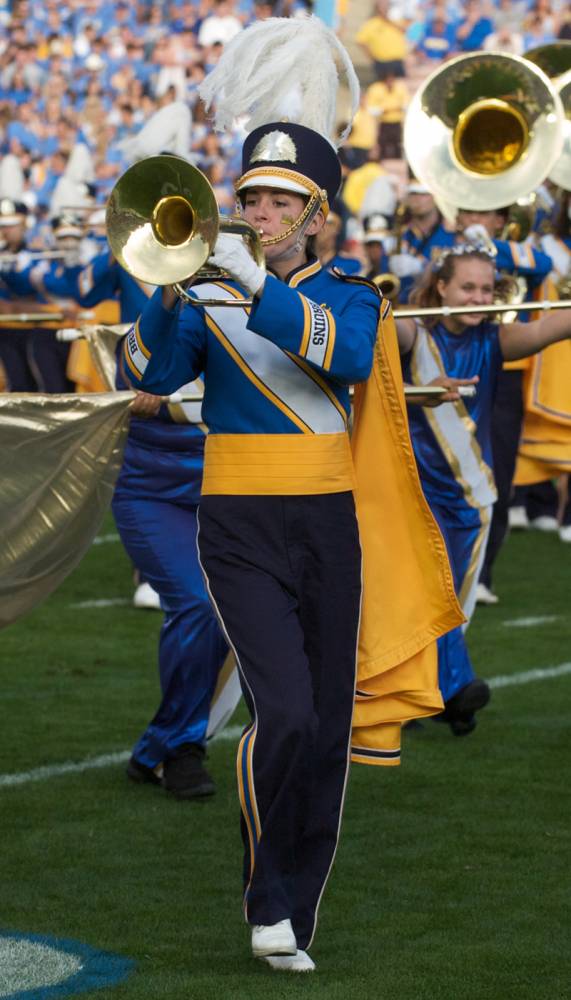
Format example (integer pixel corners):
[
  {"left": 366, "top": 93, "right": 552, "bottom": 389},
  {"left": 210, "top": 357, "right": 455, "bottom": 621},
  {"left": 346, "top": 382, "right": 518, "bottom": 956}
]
[
  {"left": 65, "top": 143, "right": 95, "bottom": 183},
  {"left": 199, "top": 15, "right": 360, "bottom": 148},
  {"left": 116, "top": 102, "right": 193, "bottom": 163},
  {"left": 0, "top": 154, "right": 25, "bottom": 200},
  {"left": 49, "top": 176, "right": 93, "bottom": 218},
  {"left": 49, "top": 143, "right": 95, "bottom": 218}
]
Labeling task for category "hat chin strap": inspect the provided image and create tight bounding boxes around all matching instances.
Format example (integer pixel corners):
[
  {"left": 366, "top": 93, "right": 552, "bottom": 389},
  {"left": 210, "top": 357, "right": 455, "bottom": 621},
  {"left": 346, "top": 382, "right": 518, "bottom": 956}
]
[{"left": 241, "top": 193, "right": 324, "bottom": 263}]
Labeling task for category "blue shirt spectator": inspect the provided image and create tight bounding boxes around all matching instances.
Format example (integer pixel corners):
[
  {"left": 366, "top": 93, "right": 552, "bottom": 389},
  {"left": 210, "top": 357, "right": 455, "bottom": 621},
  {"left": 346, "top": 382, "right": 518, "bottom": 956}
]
[
  {"left": 455, "top": 0, "right": 494, "bottom": 51},
  {"left": 418, "top": 16, "right": 458, "bottom": 60}
]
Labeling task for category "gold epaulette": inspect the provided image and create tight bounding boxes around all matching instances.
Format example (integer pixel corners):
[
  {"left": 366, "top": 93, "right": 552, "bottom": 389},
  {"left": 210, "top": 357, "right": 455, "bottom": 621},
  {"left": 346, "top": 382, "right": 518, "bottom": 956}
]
[{"left": 330, "top": 267, "right": 384, "bottom": 299}]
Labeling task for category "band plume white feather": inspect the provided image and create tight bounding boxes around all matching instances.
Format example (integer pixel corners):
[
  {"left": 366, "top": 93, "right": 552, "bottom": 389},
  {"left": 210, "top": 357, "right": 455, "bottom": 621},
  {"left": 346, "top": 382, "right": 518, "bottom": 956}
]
[{"left": 198, "top": 14, "right": 360, "bottom": 148}]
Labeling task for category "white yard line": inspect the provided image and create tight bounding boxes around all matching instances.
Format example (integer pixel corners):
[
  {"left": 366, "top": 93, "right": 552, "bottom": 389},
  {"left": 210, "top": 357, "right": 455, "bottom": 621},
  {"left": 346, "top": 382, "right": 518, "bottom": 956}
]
[
  {"left": 502, "top": 615, "right": 560, "bottom": 628},
  {"left": 91, "top": 533, "right": 120, "bottom": 546},
  {"left": 0, "top": 725, "right": 245, "bottom": 789},
  {"left": 2, "top": 661, "right": 571, "bottom": 790},
  {"left": 69, "top": 598, "right": 131, "bottom": 609},
  {"left": 91, "top": 533, "right": 121, "bottom": 545},
  {"left": 488, "top": 662, "right": 571, "bottom": 689}
]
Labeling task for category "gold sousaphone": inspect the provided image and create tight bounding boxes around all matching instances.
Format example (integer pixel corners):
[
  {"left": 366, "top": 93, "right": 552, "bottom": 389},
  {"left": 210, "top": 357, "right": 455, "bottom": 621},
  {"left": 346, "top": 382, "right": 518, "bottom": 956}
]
[
  {"left": 106, "top": 154, "right": 265, "bottom": 307},
  {"left": 403, "top": 52, "right": 565, "bottom": 211},
  {"left": 525, "top": 42, "right": 571, "bottom": 192}
]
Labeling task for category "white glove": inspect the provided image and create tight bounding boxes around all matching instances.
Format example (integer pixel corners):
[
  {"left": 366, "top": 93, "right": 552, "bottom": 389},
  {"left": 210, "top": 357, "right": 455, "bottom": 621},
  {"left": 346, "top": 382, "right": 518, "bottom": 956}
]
[
  {"left": 463, "top": 223, "right": 490, "bottom": 245},
  {"left": 388, "top": 253, "right": 424, "bottom": 279},
  {"left": 207, "top": 233, "right": 265, "bottom": 297}
]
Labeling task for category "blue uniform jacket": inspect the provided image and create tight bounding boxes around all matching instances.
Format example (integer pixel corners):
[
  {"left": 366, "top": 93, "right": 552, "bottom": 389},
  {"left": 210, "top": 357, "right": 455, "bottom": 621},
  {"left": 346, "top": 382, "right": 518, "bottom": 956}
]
[{"left": 123, "top": 258, "right": 380, "bottom": 437}]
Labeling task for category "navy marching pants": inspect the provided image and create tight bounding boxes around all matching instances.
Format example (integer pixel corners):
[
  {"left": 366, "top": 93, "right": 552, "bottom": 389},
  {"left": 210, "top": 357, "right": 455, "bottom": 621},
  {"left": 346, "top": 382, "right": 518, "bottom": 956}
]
[
  {"left": 112, "top": 493, "right": 228, "bottom": 765},
  {"left": 197, "top": 492, "right": 362, "bottom": 950},
  {"left": 480, "top": 369, "right": 523, "bottom": 588}
]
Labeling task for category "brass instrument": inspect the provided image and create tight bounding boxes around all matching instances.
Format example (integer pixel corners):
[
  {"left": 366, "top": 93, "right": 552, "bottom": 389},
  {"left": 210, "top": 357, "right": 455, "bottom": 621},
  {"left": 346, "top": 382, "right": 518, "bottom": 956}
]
[
  {"left": 372, "top": 273, "right": 401, "bottom": 301},
  {"left": 546, "top": 68, "right": 571, "bottom": 192},
  {"left": 403, "top": 53, "right": 564, "bottom": 211},
  {"left": 106, "top": 155, "right": 264, "bottom": 307},
  {"left": 524, "top": 44, "right": 571, "bottom": 192},
  {"left": 393, "top": 299, "right": 571, "bottom": 320},
  {"left": 524, "top": 48, "right": 571, "bottom": 297},
  {"left": 0, "top": 312, "right": 65, "bottom": 325},
  {"left": 524, "top": 41, "right": 571, "bottom": 80},
  {"left": 367, "top": 203, "right": 408, "bottom": 301},
  {"left": 0, "top": 250, "right": 68, "bottom": 263}
]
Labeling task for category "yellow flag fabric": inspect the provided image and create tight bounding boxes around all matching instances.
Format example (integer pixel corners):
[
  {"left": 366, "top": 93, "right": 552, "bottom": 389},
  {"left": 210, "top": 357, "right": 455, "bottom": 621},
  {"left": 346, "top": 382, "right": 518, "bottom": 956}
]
[
  {"left": 0, "top": 391, "right": 133, "bottom": 628},
  {"left": 514, "top": 283, "right": 571, "bottom": 484},
  {"left": 67, "top": 340, "right": 110, "bottom": 392},
  {"left": 350, "top": 308, "right": 464, "bottom": 766},
  {"left": 66, "top": 304, "right": 123, "bottom": 392}
]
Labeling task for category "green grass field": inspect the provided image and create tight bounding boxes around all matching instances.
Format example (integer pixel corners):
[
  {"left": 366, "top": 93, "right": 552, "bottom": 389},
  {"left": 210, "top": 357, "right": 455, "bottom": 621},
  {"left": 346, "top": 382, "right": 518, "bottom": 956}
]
[{"left": 1, "top": 516, "right": 569, "bottom": 1000}]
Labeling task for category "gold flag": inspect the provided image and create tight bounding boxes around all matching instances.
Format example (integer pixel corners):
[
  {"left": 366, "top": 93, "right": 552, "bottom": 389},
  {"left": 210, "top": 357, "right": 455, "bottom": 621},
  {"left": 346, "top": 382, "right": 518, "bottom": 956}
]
[
  {"left": 0, "top": 391, "right": 133, "bottom": 628},
  {"left": 350, "top": 309, "right": 464, "bottom": 765}
]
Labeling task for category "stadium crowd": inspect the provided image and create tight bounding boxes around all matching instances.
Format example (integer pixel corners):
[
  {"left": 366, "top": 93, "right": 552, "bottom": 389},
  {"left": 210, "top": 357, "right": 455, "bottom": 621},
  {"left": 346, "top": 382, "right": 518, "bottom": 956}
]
[
  {"left": 0, "top": 0, "right": 567, "bottom": 237},
  {"left": 0, "top": 0, "right": 569, "bottom": 234}
]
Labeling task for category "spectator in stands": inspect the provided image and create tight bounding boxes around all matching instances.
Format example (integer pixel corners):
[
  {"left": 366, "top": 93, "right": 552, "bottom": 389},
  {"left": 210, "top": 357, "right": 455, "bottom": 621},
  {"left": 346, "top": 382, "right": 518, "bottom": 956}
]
[
  {"left": 483, "top": 22, "right": 524, "bottom": 55},
  {"left": 342, "top": 145, "right": 392, "bottom": 219},
  {"left": 522, "top": 1, "right": 559, "bottom": 47},
  {"left": 558, "top": 11, "right": 571, "bottom": 40},
  {"left": 342, "top": 90, "right": 378, "bottom": 170},
  {"left": 415, "top": 8, "right": 457, "bottom": 62},
  {"left": 365, "top": 71, "right": 409, "bottom": 161},
  {"left": 355, "top": 0, "right": 408, "bottom": 79},
  {"left": 197, "top": 0, "right": 243, "bottom": 47},
  {"left": 455, "top": 0, "right": 493, "bottom": 52}
]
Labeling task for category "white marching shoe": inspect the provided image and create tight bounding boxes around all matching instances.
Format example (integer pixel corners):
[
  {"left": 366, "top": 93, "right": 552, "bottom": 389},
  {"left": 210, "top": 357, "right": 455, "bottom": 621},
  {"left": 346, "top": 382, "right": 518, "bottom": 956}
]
[
  {"left": 476, "top": 583, "right": 499, "bottom": 606},
  {"left": 251, "top": 919, "right": 297, "bottom": 958},
  {"left": 263, "top": 949, "right": 316, "bottom": 972},
  {"left": 529, "top": 515, "right": 558, "bottom": 532},
  {"left": 559, "top": 525, "right": 571, "bottom": 543},
  {"left": 508, "top": 505, "right": 529, "bottom": 530},
  {"left": 132, "top": 581, "right": 162, "bottom": 610}
]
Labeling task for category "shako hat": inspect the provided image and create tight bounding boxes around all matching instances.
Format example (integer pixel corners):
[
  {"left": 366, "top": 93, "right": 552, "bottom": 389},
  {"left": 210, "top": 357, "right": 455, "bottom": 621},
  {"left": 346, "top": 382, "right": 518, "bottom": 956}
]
[
  {"left": 199, "top": 15, "right": 359, "bottom": 225},
  {"left": 0, "top": 198, "right": 28, "bottom": 226},
  {"left": 239, "top": 122, "right": 342, "bottom": 214}
]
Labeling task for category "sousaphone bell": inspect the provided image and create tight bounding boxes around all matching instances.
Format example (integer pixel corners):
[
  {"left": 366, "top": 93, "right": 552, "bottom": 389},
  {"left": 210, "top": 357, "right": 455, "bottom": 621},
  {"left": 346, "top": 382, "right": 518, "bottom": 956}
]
[
  {"left": 524, "top": 42, "right": 571, "bottom": 191},
  {"left": 106, "top": 154, "right": 265, "bottom": 306},
  {"left": 403, "top": 52, "right": 565, "bottom": 211}
]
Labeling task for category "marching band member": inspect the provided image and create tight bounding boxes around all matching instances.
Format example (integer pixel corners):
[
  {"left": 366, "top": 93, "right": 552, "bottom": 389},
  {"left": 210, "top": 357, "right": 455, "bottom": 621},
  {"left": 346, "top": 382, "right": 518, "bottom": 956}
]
[
  {"left": 0, "top": 202, "right": 83, "bottom": 393},
  {"left": 392, "top": 183, "right": 456, "bottom": 302},
  {"left": 312, "top": 206, "right": 362, "bottom": 274},
  {"left": 121, "top": 15, "right": 460, "bottom": 971},
  {"left": 514, "top": 188, "right": 571, "bottom": 542},
  {"left": 68, "top": 247, "right": 231, "bottom": 798},
  {"left": 1, "top": 216, "right": 232, "bottom": 795},
  {"left": 361, "top": 212, "right": 392, "bottom": 282},
  {"left": 453, "top": 205, "right": 556, "bottom": 603},
  {"left": 0, "top": 199, "right": 38, "bottom": 392},
  {"left": 394, "top": 243, "right": 571, "bottom": 734},
  {"left": 127, "top": 111, "right": 371, "bottom": 982}
]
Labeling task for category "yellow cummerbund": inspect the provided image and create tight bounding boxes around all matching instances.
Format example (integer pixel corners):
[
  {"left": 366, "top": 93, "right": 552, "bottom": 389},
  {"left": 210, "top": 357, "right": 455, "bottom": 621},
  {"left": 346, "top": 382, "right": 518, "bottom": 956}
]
[{"left": 202, "top": 432, "right": 356, "bottom": 495}]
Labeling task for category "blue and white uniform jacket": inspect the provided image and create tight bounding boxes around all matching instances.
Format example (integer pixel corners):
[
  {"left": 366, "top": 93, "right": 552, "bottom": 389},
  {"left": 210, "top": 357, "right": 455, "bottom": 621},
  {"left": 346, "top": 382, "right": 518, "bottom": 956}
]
[
  {"left": 72, "top": 250, "right": 207, "bottom": 506},
  {"left": 403, "top": 319, "right": 503, "bottom": 512},
  {"left": 123, "top": 258, "right": 381, "bottom": 496},
  {"left": 0, "top": 255, "right": 82, "bottom": 304}
]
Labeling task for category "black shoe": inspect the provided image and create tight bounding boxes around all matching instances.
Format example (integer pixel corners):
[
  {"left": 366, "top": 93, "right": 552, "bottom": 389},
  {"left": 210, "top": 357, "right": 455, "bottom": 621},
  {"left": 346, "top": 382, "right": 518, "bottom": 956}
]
[
  {"left": 163, "top": 744, "right": 215, "bottom": 800},
  {"left": 126, "top": 755, "right": 162, "bottom": 786},
  {"left": 449, "top": 714, "right": 478, "bottom": 737},
  {"left": 434, "top": 679, "right": 491, "bottom": 737},
  {"left": 443, "top": 679, "right": 491, "bottom": 720}
]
